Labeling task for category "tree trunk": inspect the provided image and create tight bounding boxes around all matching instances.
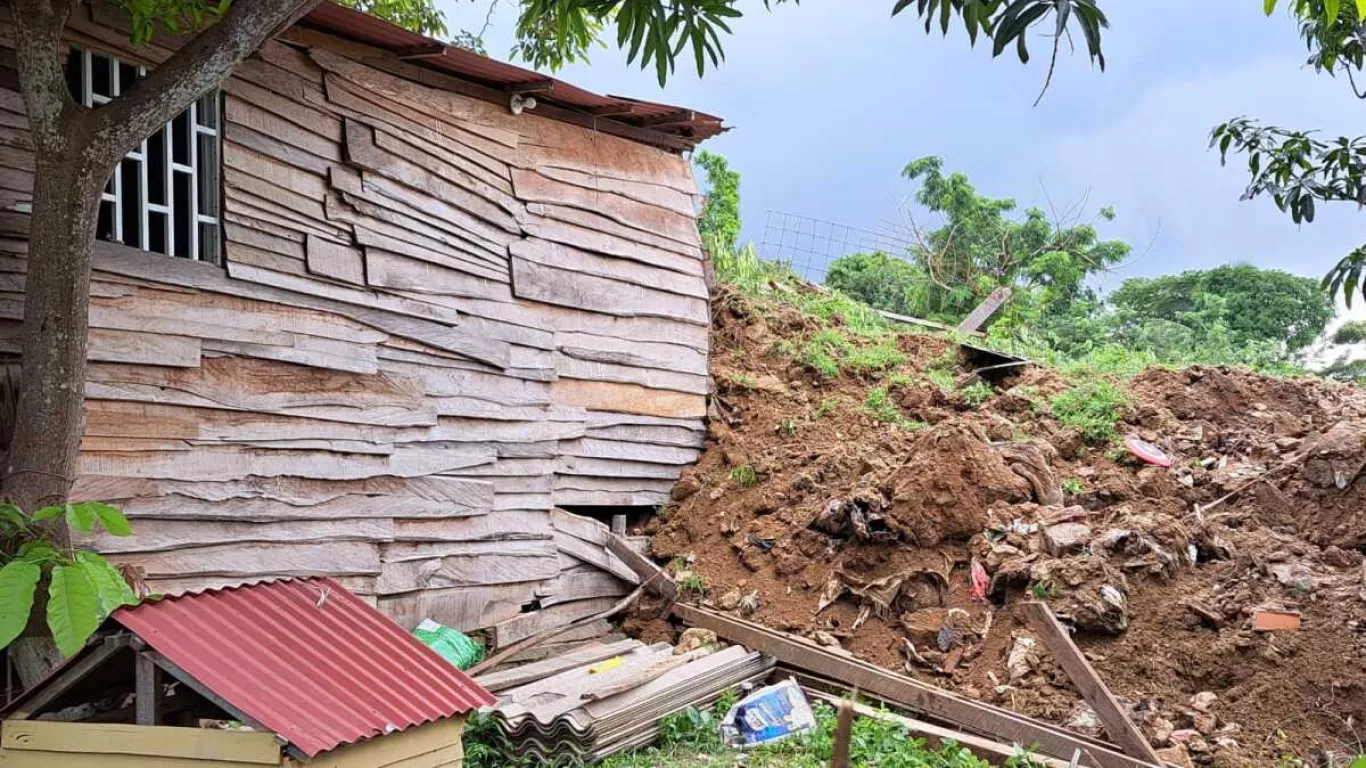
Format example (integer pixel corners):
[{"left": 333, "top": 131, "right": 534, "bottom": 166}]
[{"left": 1, "top": 148, "right": 106, "bottom": 520}]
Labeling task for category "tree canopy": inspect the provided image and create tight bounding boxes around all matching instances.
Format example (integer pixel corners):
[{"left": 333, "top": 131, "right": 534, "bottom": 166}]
[{"left": 1107, "top": 265, "right": 1334, "bottom": 354}]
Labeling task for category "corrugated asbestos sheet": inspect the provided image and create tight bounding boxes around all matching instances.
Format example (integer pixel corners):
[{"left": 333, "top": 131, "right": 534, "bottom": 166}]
[
  {"left": 113, "top": 577, "right": 495, "bottom": 758},
  {"left": 301, "top": 2, "right": 726, "bottom": 144}
]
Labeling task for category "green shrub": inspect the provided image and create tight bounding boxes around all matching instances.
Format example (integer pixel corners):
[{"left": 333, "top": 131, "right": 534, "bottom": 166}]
[
  {"left": 1050, "top": 380, "right": 1129, "bottom": 443},
  {"left": 1335, "top": 320, "right": 1366, "bottom": 345}
]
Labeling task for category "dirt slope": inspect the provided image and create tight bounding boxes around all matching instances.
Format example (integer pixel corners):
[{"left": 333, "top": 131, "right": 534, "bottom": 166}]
[{"left": 647, "top": 285, "right": 1366, "bottom": 767}]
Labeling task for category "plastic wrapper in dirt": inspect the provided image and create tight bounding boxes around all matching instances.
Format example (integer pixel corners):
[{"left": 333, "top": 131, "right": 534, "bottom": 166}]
[{"left": 719, "top": 678, "right": 818, "bottom": 748}]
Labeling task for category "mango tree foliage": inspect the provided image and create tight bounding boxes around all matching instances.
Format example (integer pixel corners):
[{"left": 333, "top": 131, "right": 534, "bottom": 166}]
[
  {"left": 1211, "top": 0, "right": 1366, "bottom": 305},
  {"left": 336, "top": 0, "right": 448, "bottom": 36},
  {"left": 506, "top": 0, "right": 1109, "bottom": 85}
]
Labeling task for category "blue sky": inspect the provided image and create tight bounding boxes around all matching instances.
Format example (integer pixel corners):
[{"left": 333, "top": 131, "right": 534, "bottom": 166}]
[{"left": 434, "top": 0, "right": 1366, "bottom": 294}]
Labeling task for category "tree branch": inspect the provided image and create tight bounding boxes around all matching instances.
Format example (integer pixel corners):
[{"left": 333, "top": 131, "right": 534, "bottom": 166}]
[
  {"left": 88, "top": 0, "right": 322, "bottom": 167},
  {"left": 9, "top": 0, "right": 82, "bottom": 151}
]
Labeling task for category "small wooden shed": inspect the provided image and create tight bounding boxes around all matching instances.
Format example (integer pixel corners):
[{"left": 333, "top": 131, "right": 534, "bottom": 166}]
[{"left": 0, "top": 578, "right": 494, "bottom": 767}]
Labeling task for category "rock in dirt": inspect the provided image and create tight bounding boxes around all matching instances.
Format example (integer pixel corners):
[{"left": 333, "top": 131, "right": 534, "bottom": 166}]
[
  {"left": 715, "top": 588, "right": 744, "bottom": 612},
  {"left": 1007, "top": 634, "right": 1039, "bottom": 681},
  {"left": 675, "top": 628, "right": 717, "bottom": 654},
  {"left": 1190, "top": 691, "right": 1218, "bottom": 713},
  {"left": 1302, "top": 420, "right": 1366, "bottom": 489},
  {"left": 1043, "top": 521, "right": 1093, "bottom": 555}
]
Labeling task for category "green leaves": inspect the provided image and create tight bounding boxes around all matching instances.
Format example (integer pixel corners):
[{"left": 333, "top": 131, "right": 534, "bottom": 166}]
[
  {"left": 85, "top": 502, "right": 133, "bottom": 537},
  {"left": 47, "top": 564, "right": 99, "bottom": 658},
  {"left": 32, "top": 501, "right": 132, "bottom": 535},
  {"left": 0, "top": 560, "right": 41, "bottom": 651},
  {"left": 76, "top": 551, "right": 139, "bottom": 620},
  {"left": 0, "top": 501, "right": 138, "bottom": 656}
]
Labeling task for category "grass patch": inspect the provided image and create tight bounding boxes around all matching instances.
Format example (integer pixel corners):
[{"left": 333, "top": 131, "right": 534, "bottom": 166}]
[
  {"left": 814, "top": 399, "right": 837, "bottom": 418},
  {"left": 960, "top": 381, "right": 993, "bottom": 408},
  {"left": 729, "top": 465, "right": 759, "bottom": 488},
  {"left": 863, "top": 386, "right": 901, "bottom": 424},
  {"left": 925, "top": 368, "right": 956, "bottom": 392},
  {"left": 779, "top": 417, "right": 798, "bottom": 436},
  {"left": 845, "top": 340, "right": 906, "bottom": 371},
  {"left": 678, "top": 572, "right": 707, "bottom": 599},
  {"left": 1062, "top": 477, "right": 1085, "bottom": 495},
  {"left": 1050, "top": 379, "right": 1130, "bottom": 443}
]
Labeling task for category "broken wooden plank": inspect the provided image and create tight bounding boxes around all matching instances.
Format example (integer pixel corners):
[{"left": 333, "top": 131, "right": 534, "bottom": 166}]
[
  {"left": 474, "top": 638, "right": 643, "bottom": 692},
  {"left": 1024, "top": 602, "right": 1164, "bottom": 765},
  {"left": 802, "top": 688, "right": 1070, "bottom": 768},
  {"left": 673, "top": 605, "right": 1160, "bottom": 768}
]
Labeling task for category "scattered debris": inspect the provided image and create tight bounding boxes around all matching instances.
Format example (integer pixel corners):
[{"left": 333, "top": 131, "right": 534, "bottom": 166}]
[{"left": 412, "top": 619, "right": 484, "bottom": 670}]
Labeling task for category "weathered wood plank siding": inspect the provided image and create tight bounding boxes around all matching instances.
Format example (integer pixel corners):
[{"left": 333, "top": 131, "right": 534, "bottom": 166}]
[{"left": 0, "top": 4, "right": 706, "bottom": 637}]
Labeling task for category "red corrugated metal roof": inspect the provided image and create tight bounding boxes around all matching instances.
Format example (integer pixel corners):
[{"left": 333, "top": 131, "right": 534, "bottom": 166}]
[
  {"left": 113, "top": 577, "right": 494, "bottom": 758},
  {"left": 299, "top": 3, "right": 725, "bottom": 147}
]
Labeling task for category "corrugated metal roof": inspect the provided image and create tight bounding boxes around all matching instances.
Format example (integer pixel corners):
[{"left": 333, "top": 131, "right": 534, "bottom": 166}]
[
  {"left": 113, "top": 577, "right": 495, "bottom": 758},
  {"left": 299, "top": 3, "right": 726, "bottom": 147}
]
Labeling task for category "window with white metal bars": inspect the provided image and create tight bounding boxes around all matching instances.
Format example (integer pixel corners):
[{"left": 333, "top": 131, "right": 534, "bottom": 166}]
[{"left": 65, "top": 47, "right": 223, "bottom": 264}]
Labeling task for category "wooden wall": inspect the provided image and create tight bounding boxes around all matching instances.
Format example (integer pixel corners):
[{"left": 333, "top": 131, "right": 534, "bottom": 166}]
[{"left": 0, "top": 5, "right": 708, "bottom": 638}]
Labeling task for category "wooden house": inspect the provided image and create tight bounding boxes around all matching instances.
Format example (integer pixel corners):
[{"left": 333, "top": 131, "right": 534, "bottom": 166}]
[
  {"left": 0, "top": 578, "right": 494, "bottom": 766},
  {"left": 0, "top": 3, "right": 722, "bottom": 641}
]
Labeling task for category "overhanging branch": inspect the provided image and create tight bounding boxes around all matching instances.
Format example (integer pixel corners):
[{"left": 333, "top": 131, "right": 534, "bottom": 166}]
[{"left": 88, "top": 0, "right": 323, "bottom": 167}]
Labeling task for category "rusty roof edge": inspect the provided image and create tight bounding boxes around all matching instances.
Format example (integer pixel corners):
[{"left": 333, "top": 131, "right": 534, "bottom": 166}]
[{"left": 298, "top": 3, "right": 725, "bottom": 152}]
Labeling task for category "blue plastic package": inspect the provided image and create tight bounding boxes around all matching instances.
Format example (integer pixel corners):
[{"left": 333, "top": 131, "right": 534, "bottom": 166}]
[{"left": 719, "top": 678, "right": 817, "bottom": 748}]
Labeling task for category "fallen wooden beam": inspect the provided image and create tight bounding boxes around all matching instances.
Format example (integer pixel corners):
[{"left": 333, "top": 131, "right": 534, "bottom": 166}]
[
  {"left": 605, "top": 532, "right": 678, "bottom": 602},
  {"left": 1024, "top": 602, "right": 1164, "bottom": 765},
  {"left": 803, "top": 689, "right": 1071, "bottom": 768},
  {"left": 673, "top": 605, "right": 1158, "bottom": 768}
]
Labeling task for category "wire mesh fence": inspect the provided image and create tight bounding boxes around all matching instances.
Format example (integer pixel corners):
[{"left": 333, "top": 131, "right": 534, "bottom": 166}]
[{"left": 758, "top": 210, "right": 916, "bottom": 284}]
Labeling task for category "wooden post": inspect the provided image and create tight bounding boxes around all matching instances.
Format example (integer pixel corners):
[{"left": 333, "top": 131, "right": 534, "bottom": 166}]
[
  {"left": 135, "top": 651, "right": 162, "bottom": 726},
  {"left": 611, "top": 514, "right": 627, "bottom": 536},
  {"left": 1024, "top": 602, "right": 1163, "bottom": 765},
  {"left": 956, "top": 286, "right": 1012, "bottom": 334}
]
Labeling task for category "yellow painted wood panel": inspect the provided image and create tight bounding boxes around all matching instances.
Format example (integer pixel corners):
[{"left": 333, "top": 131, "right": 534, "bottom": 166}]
[
  {"left": 294, "top": 718, "right": 464, "bottom": 768},
  {"left": 0, "top": 752, "right": 271, "bottom": 768},
  {"left": 1, "top": 721, "right": 280, "bottom": 765}
]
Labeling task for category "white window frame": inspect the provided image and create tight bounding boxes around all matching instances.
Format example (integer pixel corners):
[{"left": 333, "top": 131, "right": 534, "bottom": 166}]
[{"left": 71, "top": 46, "right": 222, "bottom": 263}]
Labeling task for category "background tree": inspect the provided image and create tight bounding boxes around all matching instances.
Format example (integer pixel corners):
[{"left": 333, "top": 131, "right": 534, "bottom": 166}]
[
  {"left": 826, "top": 158, "right": 1128, "bottom": 324},
  {"left": 695, "top": 149, "right": 741, "bottom": 256},
  {"left": 1107, "top": 265, "right": 1334, "bottom": 354}
]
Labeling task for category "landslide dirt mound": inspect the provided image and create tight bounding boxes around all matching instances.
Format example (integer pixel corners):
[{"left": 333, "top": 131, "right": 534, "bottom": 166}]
[{"left": 647, "top": 284, "right": 1366, "bottom": 767}]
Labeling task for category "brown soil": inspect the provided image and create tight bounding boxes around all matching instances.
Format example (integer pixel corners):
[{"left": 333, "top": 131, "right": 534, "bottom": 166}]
[{"left": 646, "top": 285, "right": 1366, "bottom": 767}]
